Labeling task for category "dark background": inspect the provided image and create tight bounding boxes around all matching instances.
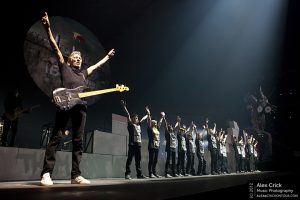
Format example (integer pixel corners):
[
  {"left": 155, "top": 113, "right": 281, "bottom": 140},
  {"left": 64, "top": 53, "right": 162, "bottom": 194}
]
[{"left": 1, "top": 0, "right": 298, "bottom": 171}]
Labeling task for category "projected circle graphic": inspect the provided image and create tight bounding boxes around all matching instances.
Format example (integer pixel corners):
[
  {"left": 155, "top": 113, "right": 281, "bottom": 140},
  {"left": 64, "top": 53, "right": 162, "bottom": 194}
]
[{"left": 24, "top": 16, "right": 110, "bottom": 105}]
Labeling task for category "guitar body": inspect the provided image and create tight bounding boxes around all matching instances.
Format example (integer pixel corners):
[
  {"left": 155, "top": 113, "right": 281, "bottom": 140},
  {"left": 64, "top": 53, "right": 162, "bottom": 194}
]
[
  {"left": 52, "top": 86, "right": 88, "bottom": 111},
  {"left": 52, "top": 84, "right": 129, "bottom": 111},
  {"left": 4, "top": 108, "right": 24, "bottom": 121},
  {"left": 4, "top": 105, "right": 40, "bottom": 121}
]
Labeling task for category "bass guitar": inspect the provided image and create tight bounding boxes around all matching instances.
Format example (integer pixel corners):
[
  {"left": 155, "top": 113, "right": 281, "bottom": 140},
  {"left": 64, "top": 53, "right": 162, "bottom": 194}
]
[
  {"left": 53, "top": 84, "right": 129, "bottom": 110},
  {"left": 4, "top": 105, "right": 40, "bottom": 121}
]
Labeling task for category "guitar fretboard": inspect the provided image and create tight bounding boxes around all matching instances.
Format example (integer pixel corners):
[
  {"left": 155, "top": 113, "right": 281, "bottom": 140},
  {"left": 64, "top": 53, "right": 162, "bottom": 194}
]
[{"left": 78, "top": 88, "right": 118, "bottom": 98}]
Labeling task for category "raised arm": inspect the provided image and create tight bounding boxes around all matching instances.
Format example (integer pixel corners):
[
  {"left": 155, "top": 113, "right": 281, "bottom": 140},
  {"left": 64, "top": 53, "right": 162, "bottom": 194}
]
[
  {"left": 158, "top": 112, "right": 165, "bottom": 129},
  {"left": 42, "top": 12, "right": 64, "bottom": 65},
  {"left": 140, "top": 114, "right": 148, "bottom": 123},
  {"left": 254, "top": 140, "right": 258, "bottom": 147},
  {"left": 192, "top": 122, "right": 198, "bottom": 136},
  {"left": 212, "top": 123, "right": 216, "bottom": 134},
  {"left": 250, "top": 135, "right": 253, "bottom": 144},
  {"left": 162, "top": 113, "right": 168, "bottom": 128},
  {"left": 87, "top": 49, "right": 115, "bottom": 75},
  {"left": 251, "top": 137, "right": 256, "bottom": 145},
  {"left": 223, "top": 133, "right": 228, "bottom": 143},
  {"left": 145, "top": 106, "right": 151, "bottom": 127},
  {"left": 208, "top": 122, "right": 216, "bottom": 135},
  {"left": 120, "top": 100, "right": 132, "bottom": 123},
  {"left": 174, "top": 116, "right": 181, "bottom": 130},
  {"left": 219, "top": 130, "right": 224, "bottom": 141}
]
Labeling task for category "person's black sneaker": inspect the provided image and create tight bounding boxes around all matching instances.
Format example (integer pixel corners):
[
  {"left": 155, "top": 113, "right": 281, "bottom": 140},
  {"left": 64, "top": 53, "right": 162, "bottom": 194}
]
[
  {"left": 137, "top": 174, "right": 147, "bottom": 179},
  {"left": 125, "top": 175, "right": 132, "bottom": 180}
]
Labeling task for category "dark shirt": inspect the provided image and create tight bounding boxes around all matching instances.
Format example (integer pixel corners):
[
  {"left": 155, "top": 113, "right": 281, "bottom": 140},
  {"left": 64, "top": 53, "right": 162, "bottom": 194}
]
[
  {"left": 233, "top": 140, "right": 239, "bottom": 155},
  {"left": 4, "top": 92, "right": 22, "bottom": 114},
  {"left": 59, "top": 63, "right": 88, "bottom": 89}
]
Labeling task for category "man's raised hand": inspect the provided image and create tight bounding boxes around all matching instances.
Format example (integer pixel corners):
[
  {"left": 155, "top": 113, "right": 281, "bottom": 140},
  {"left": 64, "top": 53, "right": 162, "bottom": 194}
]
[
  {"left": 120, "top": 100, "right": 126, "bottom": 107},
  {"left": 42, "top": 12, "right": 50, "bottom": 27}
]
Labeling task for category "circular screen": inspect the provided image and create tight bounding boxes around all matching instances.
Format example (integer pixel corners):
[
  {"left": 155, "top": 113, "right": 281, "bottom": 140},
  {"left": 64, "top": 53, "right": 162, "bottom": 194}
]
[{"left": 24, "top": 16, "right": 110, "bottom": 105}]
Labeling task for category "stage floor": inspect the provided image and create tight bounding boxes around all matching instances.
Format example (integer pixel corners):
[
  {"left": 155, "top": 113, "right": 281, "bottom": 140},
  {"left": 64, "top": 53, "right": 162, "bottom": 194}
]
[{"left": 0, "top": 171, "right": 298, "bottom": 200}]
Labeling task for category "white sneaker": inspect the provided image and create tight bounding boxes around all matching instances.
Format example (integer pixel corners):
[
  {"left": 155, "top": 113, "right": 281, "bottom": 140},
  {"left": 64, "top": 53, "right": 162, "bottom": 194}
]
[
  {"left": 71, "top": 176, "right": 90, "bottom": 184},
  {"left": 41, "top": 172, "right": 53, "bottom": 186}
]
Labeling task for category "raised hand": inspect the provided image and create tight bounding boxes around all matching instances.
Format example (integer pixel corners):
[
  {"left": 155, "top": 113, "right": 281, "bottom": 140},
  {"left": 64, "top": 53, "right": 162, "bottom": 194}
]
[
  {"left": 108, "top": 49, "right": 115, "bottom": 58},
  {"left": 160, "top": 112, "right": 165, "bottom": 118},
  {"left": 42, "top": 12, "right": 50, "bottom": 28},
  {"left": 191, "top": 121, "right": 195, "bottom": 127},
  {"left": 193, "top": 123, "right": 197, "bottom": 129},
  {"left": 145, "top": 106, "right": 150, "bottom": 115},
  {"left": 120, "top": 100, "right": 126, "bottom": 107},
  {"left": 205, "top": 118, "right": 209, "bottom": 124}
]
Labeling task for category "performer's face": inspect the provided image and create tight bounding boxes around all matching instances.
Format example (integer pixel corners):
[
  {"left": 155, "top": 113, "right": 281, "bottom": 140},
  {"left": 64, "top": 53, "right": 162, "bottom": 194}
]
[
  {"left": 199, "top": 133, "right": 203, "bottom": 140},
  {"left": 132, "top": 116, "right": 139, "bottom": 124},
  {"left": 180, "top": 129, "right": 185, "bottom": 134},
  {"left": 69, "top": 52, "right": 82, "bottom": 68},
  {"left": 151, "top": 120, "right": 157, "bottom": 127}
]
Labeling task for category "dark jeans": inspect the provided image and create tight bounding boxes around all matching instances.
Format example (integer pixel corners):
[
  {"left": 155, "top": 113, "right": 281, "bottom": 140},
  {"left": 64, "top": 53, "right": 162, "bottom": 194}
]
[
  {"left": 196, "top": 152, "right": 206, "bottom": 175},
  {"left": 254, "top": 157, "right": 258, "bottom": 171},
  {"left": 186, "top": 152, "right": 195, "bottom": 175},
  {"left": 238, "top": 155, "right": 246, "bottom": 172},
  {"left": 148, "top": 148, "right": 159, "bottom": 175},
  {"left": 1, "top": 116, "right": 18, "bottom": 147},
  {"left": 177, "top": 150, "right": 186, "bottom": 175},
  {"left": 248, "top": 154, "right": 254, "bottom": 171},
  {"left": 41, "top": 105, "right": 86, "bottom": 179},
  {"left": 165, "top": 149, "right": 176, "bottom": 175},
  {"left": 125, "top": 145, "right": 142, "bottom": 176},
  {"left": 235, "top": 153, "right": 239, "bottom": 172},
  {"left": 210, "top": 148, "right": 218, "bottom": 174},
  {"left": 221, "top": 156, "right": 228, "bottom": 173}
]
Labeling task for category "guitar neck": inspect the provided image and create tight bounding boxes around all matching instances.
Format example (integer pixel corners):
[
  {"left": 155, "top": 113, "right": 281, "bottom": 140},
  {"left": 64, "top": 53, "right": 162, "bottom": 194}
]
[{"left": 78, "top": 88, "right": 119, "bottom": 98}]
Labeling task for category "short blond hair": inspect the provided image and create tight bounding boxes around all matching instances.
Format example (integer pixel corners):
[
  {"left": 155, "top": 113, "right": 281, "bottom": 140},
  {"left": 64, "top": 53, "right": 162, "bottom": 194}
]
[
  {"left": 151, "top": 120, "right": 157, "bottom": 126},
  {"left": 67, "top": 51, "right": 81, "bottom": 64}
]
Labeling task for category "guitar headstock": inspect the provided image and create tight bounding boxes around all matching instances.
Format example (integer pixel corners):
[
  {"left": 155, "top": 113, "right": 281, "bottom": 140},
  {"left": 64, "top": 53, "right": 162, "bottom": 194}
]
[{"left": 116, "top": 84, "right": 129, "bottom": 92}]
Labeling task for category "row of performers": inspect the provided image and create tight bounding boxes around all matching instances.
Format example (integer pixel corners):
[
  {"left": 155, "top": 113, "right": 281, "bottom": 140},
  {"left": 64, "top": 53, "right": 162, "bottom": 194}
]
[{"left": 120, "top": 100, "right": 260, "bottom": 179}]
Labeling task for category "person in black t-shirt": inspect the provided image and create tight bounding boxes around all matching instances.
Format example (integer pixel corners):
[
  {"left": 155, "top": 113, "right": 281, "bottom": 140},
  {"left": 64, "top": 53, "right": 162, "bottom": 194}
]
[
  {"left": 120, "top": 100, "right": 147, "bottom": 180},
  {"left": 232, "top": 135, "right": 240, "bottom": 173},
  {"left": 40, "top": 12, "right": 115, "bottom": 186},
  {"left": 1, "top": 89, "right": 30, "bottom": 147},
  {"left": 162, "top": 113, "right": 178, "bottom": 178},
  {"left": 185, "top": 122, "right": 196, "bottom": 176},
  {"left": 176, "top": 117, "right": 187, "bottom": 176},
  {"left": 195, "top": 125, "right": 207, "bottom": 175},
  {"left": 205, "top": 118, "right": 218, "bottom": 175}
]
